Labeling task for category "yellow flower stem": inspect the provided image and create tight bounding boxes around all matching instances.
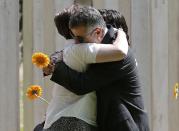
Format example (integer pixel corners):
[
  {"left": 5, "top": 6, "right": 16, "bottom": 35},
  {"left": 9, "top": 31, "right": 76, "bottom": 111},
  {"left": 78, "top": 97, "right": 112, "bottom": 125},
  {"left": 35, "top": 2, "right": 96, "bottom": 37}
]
[{"left": 35, "top": 94, "right": 49, "bottom": 104}]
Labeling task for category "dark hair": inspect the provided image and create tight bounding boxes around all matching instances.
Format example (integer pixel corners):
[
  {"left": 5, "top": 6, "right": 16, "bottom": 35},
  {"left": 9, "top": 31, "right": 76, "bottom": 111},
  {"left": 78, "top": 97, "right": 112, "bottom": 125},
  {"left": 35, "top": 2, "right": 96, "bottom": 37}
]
[
  {"left": 98, "top": 9, "right": 130, "bottom": 46},
  {"left": 54, "top": 6, "right": 130, "bottom": 46},
  {"left": 54, "top": 4, "right": 80, "bottom": 39},
  {"left": 69, "top": 6, "right": 106, "bottom": 31}
]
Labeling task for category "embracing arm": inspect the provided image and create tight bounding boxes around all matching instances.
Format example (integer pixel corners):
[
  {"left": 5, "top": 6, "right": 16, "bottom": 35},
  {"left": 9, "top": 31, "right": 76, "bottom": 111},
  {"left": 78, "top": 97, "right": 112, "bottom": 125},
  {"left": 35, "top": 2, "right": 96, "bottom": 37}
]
[
  {"left": 77, "top": 29, "right": 128, "bottom": 64},
  {"left": 95, "top": 29, "right": 128, "bottom": 63},
  {"left": 65, "top": 29, "right": 128, "bottom": 66},
  {"left": 50, "top": 61, "right": 117, "bottom": 95}
]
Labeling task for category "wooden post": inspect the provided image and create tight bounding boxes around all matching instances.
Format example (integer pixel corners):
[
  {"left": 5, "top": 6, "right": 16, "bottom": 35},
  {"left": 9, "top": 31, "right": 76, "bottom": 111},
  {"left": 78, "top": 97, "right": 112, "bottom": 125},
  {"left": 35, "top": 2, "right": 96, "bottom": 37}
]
[
  {"left": 23, "top": 0, "right": 34, "bottom": 130},
  {"left": 131, "top": 0, "right": 153, "bottom": 127},
  {"left": 0, "top": 0, "right": 19, "bottom": 130},
  {"left": 168, "top": 0, "right": 179, "bottom": 131},
  {"left": 151, "top": 1, "right": 169, "bottom": 130}
]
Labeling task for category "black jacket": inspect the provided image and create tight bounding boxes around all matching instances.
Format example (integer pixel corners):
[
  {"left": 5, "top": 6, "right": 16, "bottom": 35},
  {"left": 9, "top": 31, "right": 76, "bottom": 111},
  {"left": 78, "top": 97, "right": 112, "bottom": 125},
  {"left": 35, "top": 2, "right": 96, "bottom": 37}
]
[{"left": 51, "top": 26, "right": 149, "bottom": 131}]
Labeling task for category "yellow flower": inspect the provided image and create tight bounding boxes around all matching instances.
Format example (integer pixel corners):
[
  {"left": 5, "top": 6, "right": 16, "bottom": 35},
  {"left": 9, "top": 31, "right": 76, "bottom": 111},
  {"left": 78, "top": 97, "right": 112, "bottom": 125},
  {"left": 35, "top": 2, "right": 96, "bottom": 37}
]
[
  {"left": 26, "top": 85, "right": 42, "bottom": 100},
  {"left": 32, "top": 52, "right": 50, "bottom": 68},
  {"left": 174, "top": 83, "right": 179, "bottom": 100}
]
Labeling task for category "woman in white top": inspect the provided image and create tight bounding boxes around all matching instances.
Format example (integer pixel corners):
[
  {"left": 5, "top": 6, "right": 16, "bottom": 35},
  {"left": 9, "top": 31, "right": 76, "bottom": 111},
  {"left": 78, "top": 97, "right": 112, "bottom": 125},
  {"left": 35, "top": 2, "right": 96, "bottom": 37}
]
[{"left": 34, "top": 6, "right": 129, "bottom": 131}]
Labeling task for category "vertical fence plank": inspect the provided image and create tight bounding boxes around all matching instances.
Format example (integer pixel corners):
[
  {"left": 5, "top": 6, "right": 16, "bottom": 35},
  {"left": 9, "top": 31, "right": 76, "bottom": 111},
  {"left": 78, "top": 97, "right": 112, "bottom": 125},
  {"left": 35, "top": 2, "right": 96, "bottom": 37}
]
[
  {"left": 151, "top": 1, "right": 169, "bottom": 130},
  {"left": 168, "top": 1, "right": 179, "bottom": 131},
  {"left": 131, "top": 0, "right": 152, "bottom": 127},
  {"left": 0, "top": 0, "right": 19, "bottom": 130},
  {"left": 23, "top": 0, "right": 34, "bottom": 130}
]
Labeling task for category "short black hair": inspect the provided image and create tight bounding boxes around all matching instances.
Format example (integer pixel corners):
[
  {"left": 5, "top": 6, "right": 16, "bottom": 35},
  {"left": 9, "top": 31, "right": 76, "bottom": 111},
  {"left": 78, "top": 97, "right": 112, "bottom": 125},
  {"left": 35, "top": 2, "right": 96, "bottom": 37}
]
[{"left": 69, "top": 6, "right": 106, "bottom": 30}]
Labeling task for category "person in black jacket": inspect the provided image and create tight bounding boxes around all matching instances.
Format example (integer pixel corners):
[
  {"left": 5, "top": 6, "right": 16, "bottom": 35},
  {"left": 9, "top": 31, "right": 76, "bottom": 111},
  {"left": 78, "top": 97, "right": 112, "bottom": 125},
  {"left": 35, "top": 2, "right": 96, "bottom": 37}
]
[{"left": 45, "top": 6, "right": 149, "bottom": 131}]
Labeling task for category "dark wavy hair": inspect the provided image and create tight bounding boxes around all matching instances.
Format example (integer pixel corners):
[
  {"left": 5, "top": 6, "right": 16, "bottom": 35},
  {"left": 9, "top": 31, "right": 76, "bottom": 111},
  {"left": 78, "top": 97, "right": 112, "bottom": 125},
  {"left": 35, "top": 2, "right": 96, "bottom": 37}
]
[
  {"left": 54, "top": 4, "right": 80, "bottom": 39},
  {"left": 98, "top": 9, "right": 130, "bottom": 45}
]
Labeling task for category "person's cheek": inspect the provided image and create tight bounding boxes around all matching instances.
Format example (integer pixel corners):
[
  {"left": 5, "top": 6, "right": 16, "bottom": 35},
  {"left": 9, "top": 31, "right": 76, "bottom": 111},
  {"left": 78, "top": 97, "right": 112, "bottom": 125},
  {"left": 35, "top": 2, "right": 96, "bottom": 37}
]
[{"left": 92, "top": 33, "right": 100, "bottom": 43}]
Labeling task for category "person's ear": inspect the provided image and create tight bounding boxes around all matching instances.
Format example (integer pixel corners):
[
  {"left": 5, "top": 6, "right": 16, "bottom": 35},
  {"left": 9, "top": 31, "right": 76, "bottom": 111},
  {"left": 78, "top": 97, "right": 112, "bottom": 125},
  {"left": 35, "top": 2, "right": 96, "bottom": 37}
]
[
  {"left": 96, "top": 29, "right": 101, "bottom": 35},
  {"left": 95, "top": 28, "right": 103, "bottom": 40}
]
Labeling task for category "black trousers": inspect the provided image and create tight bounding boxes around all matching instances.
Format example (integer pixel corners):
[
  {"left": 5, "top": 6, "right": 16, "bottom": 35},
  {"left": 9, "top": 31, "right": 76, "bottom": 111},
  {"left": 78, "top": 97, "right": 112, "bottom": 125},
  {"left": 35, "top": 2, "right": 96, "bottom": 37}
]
[{"left": 33, "top": 117, "right": 98, "bottom": 131}]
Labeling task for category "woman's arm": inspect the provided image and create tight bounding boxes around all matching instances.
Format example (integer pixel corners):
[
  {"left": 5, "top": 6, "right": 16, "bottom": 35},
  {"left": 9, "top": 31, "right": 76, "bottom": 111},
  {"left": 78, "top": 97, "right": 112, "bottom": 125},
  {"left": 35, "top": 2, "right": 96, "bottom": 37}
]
[
  {"left": 63, "top": 29, "right": 129, "bottom": 65},
  {"left": 95, "top": 29, "right": 128, "bottom": 63}
]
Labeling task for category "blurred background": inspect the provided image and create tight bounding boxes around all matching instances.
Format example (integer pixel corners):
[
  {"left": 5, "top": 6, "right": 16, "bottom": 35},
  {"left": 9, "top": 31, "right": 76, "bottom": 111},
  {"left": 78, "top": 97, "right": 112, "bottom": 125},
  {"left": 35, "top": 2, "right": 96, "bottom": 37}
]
[{"left": 0, "top": 0, "right": 179, "bottom": 131}]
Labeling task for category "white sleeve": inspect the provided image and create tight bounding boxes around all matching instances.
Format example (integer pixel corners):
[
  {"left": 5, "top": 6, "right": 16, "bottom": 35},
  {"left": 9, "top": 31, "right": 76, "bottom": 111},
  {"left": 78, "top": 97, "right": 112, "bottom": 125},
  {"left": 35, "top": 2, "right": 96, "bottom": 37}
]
[
  {"left": 69, "top": 43, "right": 100, "bottom": 64},
  {"left": 84, "top": 43, "right": 100, "bottom": 64}
]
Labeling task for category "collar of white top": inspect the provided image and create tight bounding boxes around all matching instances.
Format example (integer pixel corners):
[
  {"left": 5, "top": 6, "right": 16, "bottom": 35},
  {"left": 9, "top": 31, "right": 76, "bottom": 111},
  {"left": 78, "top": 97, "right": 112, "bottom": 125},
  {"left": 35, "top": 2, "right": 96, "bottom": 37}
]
[
  {"left": 65, "top": 39, "right": 75, "bottom": 45},
  {"left": 64, "top": 39, "right": 75, "bottom": 48},
  {"left": 104, "top": 27, "right": 108, "bottom": 36}
]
